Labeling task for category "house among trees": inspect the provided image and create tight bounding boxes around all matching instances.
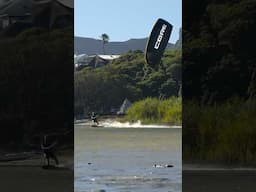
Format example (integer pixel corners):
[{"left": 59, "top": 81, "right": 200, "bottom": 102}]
[
  {"left": 32, "top": 0, "right": 73, "bottom": 29},
  {"left": 75, "top": 54, "right": 120, "bottom": 70},
  {"left": 0, "top": 0, "right": 32, "bottom": 30},
  {"left": 0, "top": 0, "right": 73, "bottom": 32},
  {"left": 0, "top": 13, "right": 32, "bottom": 29}
]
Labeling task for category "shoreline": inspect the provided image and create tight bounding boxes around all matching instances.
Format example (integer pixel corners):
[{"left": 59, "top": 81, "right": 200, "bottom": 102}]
[
  {"left": 75, "top": 113, "right": 182, "bottom": 126},
  {"left": 0, "top": 148, "right": 73, "bottom": 192},
  {"left": 183, "top": 163, "right": 256, "bottom": 171},
  {"left": 74, "top": 118, "right": 182, "bottom": 128},
  {"left": 0, "top": 148, "right": 73, "bottom": 169},
  {"left": 0, "top": 166, "right": 73, "bottom": 192},
  {"left": 183, "top": 169, "right": 256, "bottom": 192},
  {"left": 183, "top": 162, "right": 256, "bottom": 191}
]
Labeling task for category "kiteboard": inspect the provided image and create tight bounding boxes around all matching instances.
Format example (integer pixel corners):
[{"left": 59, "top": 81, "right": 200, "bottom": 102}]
[{"left": 91, "top": 124, "right": 103, "bottom": 128}]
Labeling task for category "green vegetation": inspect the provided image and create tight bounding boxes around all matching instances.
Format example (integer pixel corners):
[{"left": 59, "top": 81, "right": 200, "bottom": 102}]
[
  {"left": 183, "top": 0, "right": 256, "bottom": 164},
  {"left": 124, "top": 97, "right": 181, "bottom": 125},
  {"left": 183, "top": 0, "right": 256, "bottom": 102},
  {"left": 75, "top": 49, "right": 181, "bottom": 117},
  {"left": 100, "top": 33, "right": 109, "bottom": 54},
  {"left": 183, "top": 98, "right": 256, "bottom": 164},
  {"left": 0, "top": 27, "right": 73, "bottom": 146}
]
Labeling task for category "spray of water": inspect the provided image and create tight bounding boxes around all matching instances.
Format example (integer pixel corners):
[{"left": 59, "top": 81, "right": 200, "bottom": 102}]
[
  {"left": 75, "top": 119, "right": 181, "bottom": 128},
  {"left": 101, "top": 120, "right": 181, "bottom": 128}
]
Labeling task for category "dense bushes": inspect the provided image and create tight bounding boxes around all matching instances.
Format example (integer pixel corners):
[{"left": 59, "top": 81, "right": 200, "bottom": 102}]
[
  {"left": 125, "top": 97, "right": 181, "bottom": 125},
  {"left": 183, "top": 98, "right": 256, "bottom": 164},
  {"left": 0, "top": 28, "right": 73, "bottom": 146},
  {"left": 183, "top": 0, "right": 256, "bottom": 102}
]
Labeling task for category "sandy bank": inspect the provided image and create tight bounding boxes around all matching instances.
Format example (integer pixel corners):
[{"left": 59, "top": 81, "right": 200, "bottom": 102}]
[
  {"left": 0, "top": 149, "right": 73, "bottom": 192},
  {"left": 0, "top": 166, "right": 73, "bottom": 192}
]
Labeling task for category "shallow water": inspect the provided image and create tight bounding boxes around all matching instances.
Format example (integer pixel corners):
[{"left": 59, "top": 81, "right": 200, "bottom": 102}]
[{"left": 75, "top": 124, "right": 181, "bottom": 192}]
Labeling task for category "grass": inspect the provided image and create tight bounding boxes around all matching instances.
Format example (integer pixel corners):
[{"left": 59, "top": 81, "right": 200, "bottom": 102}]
[
  {"left": 183, "top": 98, "right": 256, "bottom": 165},
  {"left": 124, "top": 97, "right": 181, "bottom": 125}
]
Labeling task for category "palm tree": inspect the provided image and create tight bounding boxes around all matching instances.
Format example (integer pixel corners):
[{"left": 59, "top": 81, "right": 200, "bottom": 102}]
[{"left": 100, "top": 33, "right": 109, "bottom": 54}]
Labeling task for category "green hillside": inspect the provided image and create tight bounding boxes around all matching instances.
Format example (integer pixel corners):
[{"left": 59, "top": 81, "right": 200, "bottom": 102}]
[{"left": 75, "top": 49, "right": 181, "bottom": 118}]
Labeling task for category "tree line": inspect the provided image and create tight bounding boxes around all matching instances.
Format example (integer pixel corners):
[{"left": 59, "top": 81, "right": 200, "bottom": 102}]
[
  {"left": 183, "top": 0, "right": 256, "bottom": 164},
  {"left": 0, "top": 27, "right": 73, "bottom": 147},
  {"left": 75, "top": 49, "right": 181, "bottom": 118},
  {"left": 183, "top": 0, "right": 256, "bottom": 104}
]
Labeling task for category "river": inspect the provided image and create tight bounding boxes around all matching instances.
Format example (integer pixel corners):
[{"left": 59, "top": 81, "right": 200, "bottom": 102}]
[{"left": 75, "top": 123, "right": 181, "bottom": 192}]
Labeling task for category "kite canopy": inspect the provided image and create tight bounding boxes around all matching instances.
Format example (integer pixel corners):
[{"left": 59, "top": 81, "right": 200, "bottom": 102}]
[{"left": 145, "top": 18, "right": 172, "bottom": 66}]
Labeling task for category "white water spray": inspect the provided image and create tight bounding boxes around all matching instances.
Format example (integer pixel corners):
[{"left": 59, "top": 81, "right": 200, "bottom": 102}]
[
  {"left": 100, "top": 120, "right": 181, "bottom": 128},
  {"left": 75, "top": 119, "right": 181, "bottom": 128}
]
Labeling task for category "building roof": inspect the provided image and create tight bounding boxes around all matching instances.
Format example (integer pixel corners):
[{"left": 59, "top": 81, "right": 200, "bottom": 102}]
[
  {"left": 74, "top": 54, "right": 120, "bottom": 65},
  {"left": 56, "top": 0, "right": 73, "bottom": 8},
  {"left": 97, "top": 55, "right": 120, "bottom": 60},
  {"left": 0, "top": 0, "right": 32, "bottom": 16},
  {"left": 0, "top": 0, "right": 73, "bottom": 16},
  {"left": 74, "top": 54, "right": 121, "bottom": 70}
]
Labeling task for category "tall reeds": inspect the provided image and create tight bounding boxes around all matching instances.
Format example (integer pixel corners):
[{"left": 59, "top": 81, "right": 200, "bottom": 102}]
[
  {"left": 183, "top": 98, "right": 256, "bottom": 165},
  {"left": 125, "top": 97, "right": 181, "bottom": 125}
]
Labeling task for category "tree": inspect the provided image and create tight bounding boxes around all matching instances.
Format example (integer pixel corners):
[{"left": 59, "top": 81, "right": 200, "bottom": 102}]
[
  {"left": 74, "top": 49, "right": 181, "bottom": 117},
  {"left": 100, "top": 33, "right": 109, "bottom": 54}
]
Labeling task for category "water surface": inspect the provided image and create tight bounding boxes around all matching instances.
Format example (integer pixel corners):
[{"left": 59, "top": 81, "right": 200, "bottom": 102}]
[{"left": 75, "top": 124, "right": 181, "bottom": 192}]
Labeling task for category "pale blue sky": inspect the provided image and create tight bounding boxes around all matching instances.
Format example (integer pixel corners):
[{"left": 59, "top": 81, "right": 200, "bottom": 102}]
[{"left": 75, "top": 0, "right": 181, "bottom": 43}]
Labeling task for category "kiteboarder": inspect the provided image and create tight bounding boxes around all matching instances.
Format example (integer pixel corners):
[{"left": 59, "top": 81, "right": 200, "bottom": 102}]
[
  {"left": 91, "top": 112, "right": 99, "bottom": 125},
  {"left": 41, "top": 135, "right": 59, "bottom": 167}
]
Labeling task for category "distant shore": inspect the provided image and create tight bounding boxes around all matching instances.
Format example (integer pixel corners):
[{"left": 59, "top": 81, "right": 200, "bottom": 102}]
[
  {"left": 183, "top": 162, "right": 256, "bottom": 192},
  {"left": 75, "top": 98, "right": 182, "bottom": 126},
  {"left": 74, "top": 118, "right": 181, "bottom": 128},
  {"left": 183, "top": 162, "right": 256, "bottom": 171}
]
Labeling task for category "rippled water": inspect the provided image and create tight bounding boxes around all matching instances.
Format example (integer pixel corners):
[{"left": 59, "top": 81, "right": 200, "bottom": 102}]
[{"left": 75, "top": 124, "right": 181, "bottom": 192}]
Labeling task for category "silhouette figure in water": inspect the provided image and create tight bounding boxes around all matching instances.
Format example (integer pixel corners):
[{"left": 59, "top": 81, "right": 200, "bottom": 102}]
[
  {"left": 90, "top": 112, "right": 99, "bottom": 125},
  {"left": 41, "top": 135, "right": 59, "bottom": 166}
]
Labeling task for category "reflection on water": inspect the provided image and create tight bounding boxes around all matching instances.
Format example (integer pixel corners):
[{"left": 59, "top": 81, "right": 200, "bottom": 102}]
[{"left": 75, "top": 125, "right": 181, "bottom": 192}]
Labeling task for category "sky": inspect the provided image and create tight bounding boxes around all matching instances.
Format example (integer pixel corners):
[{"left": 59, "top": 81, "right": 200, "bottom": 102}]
[{"left": 75, "top": 0, "right": 181, "bottom": 43}]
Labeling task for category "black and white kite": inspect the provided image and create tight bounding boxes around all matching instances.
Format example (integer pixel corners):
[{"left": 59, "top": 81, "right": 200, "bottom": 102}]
[{"left": 145, "top": 18, "right": 173, "bottom": 66}]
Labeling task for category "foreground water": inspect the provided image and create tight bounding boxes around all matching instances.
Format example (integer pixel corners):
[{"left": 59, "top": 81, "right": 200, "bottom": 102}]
[{"left": 75, "top": 123, "right": 181, "bottom": 192}]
